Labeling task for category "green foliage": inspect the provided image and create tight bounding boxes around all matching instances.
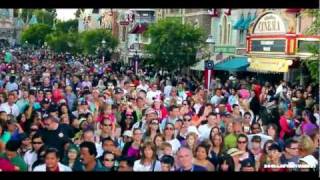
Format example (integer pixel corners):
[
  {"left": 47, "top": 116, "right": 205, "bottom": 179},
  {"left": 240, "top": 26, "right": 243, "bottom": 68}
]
[
  {"left": 45, "top": 31, "right": 81, "bottom": 54},
  {"left": 144, "top": 18, "right": 205, "bottom": 71},
  {"left": 79, "top": 29, "right": 118, "bottom": 55},
  {"left": 55, "top": 19, "right": 78, "bottom": 33},
  {"left": 21, "top": 24, "right": 52, "bottom": 46},
  {"left": 304, "top": 9, "right": 320, "bottom": 84},
  {"left": 20, "top": 9, "right": 56, "bottom": 26}
]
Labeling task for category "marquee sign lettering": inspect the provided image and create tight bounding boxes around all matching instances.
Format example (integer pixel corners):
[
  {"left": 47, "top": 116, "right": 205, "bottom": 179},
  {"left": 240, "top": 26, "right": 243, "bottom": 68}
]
[{"left": 253, "top": 13, "right": 286, "bottom": 34}]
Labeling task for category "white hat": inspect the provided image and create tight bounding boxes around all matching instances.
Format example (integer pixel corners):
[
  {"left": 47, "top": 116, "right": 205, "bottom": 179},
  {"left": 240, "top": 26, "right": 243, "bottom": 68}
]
[
  {"left": 299, "top": 155, "right": 318, "bottom": 168},
  {"left": 123, "top": 130, "right": 133, "bottom": 138},
  {"left": 187, "top": 126, "right": 200, "bottom": 136},
  {"left": 227, "top": 148, "right": 245, "bottom": 157}
]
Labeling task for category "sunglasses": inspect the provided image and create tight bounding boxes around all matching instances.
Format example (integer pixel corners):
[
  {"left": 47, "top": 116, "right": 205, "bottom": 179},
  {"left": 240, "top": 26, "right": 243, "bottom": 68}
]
[
  {"left": 102, "top": 123, "right": 112, "bottom": 127},
  {"left": 32, "top": 141, "right": 43, "bottom": 145},
  {"left": 31, "top": 128, "right": 38, "bottom": 132},
  {"left": 183, "top": 118, "right": 191, "bottom": 122},
  {"left": 237, "top": 141, "right": 247, "bottom": 144},
  {"left": 104, "top": 158, "right": 114, "bottom": 162},
  {"left": 165, "top": 127, "right": 174, "bottom": 130}
]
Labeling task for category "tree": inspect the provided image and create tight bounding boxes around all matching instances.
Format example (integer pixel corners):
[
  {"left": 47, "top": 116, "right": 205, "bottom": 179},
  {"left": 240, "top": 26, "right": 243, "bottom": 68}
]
[
  {"left": 19, "top": 9, "right": 56, "bottom": 26},
  {"left": 55, "top": 19, "right": 78, "bottom": 33},
  {"left": 21, "top": 24, "right": 53, "bottom": 46},
  {"left": 33, "top": 9, "right": 56, "bottom": 26},
  {"left": 45, "top": 31, "right": 80, "bottom": 54},
  {"left": 144, "top": 19, "right": 205, "bottom": 71},
  {"left": 75, "top": 8, "right": 85, "bottom": 18},
  {"left": 304, "top": 9, "right": 320, "bottom": 84},
  {"left": 79, "top": 29, "right": 118, "bottom": 56}
]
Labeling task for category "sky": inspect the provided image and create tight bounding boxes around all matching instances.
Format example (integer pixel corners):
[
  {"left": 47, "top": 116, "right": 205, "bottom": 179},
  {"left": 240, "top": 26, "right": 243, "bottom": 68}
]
[{"left": 56, "top": 9, "right": 77, "bottom": 21}]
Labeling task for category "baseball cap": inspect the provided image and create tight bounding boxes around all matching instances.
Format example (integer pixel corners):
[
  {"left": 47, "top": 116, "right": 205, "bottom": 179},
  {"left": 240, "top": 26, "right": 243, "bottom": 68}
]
[
  {"left": 268, "top": 143, "right": 282, "bottom": 152},
  {"left": 41, "top": 98, "right": 50, "bottom": 105},
  {"left": 123, "top": 130, "right": 133, "bottom": 138},
  {"left": 114, "top": 87, "right": 123, "bottom": 94},
  {"left": 19, "top": 133, "right": 29, "bottom": 141},
  {"left": 80, "top": 100, "right": 88, "bottom": 105},
  {"left": 251, "top": 135, "right": 262, "bottom": 143},
  {"left": 145, "top": 108, "right": 157, "bottom": 115},
  {"left": 299, "top": 155, "right": 318, "bottom": 168},
  {"left": 227, "top": 148, "right": 245, "bottom": 157},
  {"left": 160, "top": 155, "right": 174, "bottom": 166}
]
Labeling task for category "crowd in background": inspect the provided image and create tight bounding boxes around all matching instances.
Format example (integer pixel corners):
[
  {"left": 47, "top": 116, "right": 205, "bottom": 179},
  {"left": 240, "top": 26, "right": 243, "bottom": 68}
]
[{"left": 0, "top": 48, "right": 318, "bottom": 172}]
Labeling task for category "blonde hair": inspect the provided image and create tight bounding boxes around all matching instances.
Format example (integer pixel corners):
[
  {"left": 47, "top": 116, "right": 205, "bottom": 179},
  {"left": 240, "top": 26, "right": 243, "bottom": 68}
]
[{"left": 299, "top": 135, "right": 315, "bottom": 155}]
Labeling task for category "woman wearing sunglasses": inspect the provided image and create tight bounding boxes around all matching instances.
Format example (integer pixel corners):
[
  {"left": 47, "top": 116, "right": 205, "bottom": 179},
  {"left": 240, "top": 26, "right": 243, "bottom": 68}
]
[{"left": 100, "top": 151, "right": 117, "bottom": 171}]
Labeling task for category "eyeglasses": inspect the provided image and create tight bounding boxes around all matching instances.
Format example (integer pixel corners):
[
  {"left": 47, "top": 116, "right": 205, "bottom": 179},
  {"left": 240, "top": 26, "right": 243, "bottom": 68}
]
[
  {"left": 32, "top": 141, "right": 43, "bottom": 145},
  {"left": 183, "top": 104, "right": 188, "bottom": 106},
  {"left": 183, "top": 118, "right": 191, "bottom": 122},
  {"left": 289, "top": 147, "right": 299, "bottom": 150},
  {"left": 102, "top": 123, "right": 112, "bottom": 127},
  {"left": 104, "top": 158, "right": 114, "bottom": 162},
  {"left": 237, "top": 141, "right": 247, "bottom": 144},
  {"left": 165, "top": 127, "right": 174, "bottom": 130}
]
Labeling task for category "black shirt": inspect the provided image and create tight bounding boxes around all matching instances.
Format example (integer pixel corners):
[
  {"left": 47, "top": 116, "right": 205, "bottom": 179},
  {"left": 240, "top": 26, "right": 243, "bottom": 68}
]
[{"left": 38, "top": 124, "right": 74, "bottom": 156}]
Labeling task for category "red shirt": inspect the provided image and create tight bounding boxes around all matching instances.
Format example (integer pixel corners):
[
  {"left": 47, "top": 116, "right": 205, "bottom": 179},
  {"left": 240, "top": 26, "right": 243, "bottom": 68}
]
[{"left": 46, "top": 165, "right": 60, "bottom": 172}]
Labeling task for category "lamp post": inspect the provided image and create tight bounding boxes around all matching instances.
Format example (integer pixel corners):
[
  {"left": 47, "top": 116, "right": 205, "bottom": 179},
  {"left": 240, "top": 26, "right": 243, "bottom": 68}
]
[
  {"left": 101, "top": 39, "right": 106, "bottom": 64},
  {"left": 133, "top": 50, "right": 139, "bottom": 75},
  {"left": 204, "top": 35, "right": 215, "bottom": 90}
]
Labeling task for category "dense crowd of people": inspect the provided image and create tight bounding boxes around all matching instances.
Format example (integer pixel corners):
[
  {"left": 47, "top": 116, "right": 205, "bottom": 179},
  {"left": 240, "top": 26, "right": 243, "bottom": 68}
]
[{"left": 0, "top": 48, "right": 318, "bottom": 172}]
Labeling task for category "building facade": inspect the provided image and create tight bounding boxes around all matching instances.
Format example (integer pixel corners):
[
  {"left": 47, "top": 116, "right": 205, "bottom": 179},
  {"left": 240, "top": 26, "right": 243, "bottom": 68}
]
[
  {"left": 246, "top": 9, "right": 320, "bottom": 83},
  {"left": 0, "top": 9, "right": 25, "bottom": 47}
]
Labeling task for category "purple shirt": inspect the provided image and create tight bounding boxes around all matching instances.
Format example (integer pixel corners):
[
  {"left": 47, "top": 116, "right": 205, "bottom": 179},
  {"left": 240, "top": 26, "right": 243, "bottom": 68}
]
[{"left": 127, "top": 146, "right": 139, "bottom": 159}]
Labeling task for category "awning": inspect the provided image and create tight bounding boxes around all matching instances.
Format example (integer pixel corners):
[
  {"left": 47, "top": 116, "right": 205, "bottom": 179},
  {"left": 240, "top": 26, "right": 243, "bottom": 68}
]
[
  {"left": 214, "top": 57, "right": 249, "bottom": 72},
  {"left": 233, "top": 14, "right": 244, "bottom": 30},
  {"left": 247, "top": 58, "right": 292, "bottom": 73},
  {"left": 129, "top": 23, "right": 148, "bottom": 34},
  {"left": 241, "top": 14, "right": 252, "bottom": 30}
]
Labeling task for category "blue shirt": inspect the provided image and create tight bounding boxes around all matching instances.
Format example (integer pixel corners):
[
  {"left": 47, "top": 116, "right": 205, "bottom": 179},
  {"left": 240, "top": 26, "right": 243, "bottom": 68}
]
[{"left": 177, "top": 165, "right": 207, "bottom": 172}]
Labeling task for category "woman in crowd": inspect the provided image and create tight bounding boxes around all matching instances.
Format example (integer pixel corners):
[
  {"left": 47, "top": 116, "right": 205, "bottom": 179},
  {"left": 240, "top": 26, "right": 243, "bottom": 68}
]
[
  {"left": 61, "top": 143, "right": 82, "bottom": 171},
  {"left": 133, "top": 141, "right": 161, "bottom": 171},
  {"left": 209, "top": 133, "right": 224, "bottom": 168},
  {"left": 193, "top": 143, "right": 215, "bottom": 171}
]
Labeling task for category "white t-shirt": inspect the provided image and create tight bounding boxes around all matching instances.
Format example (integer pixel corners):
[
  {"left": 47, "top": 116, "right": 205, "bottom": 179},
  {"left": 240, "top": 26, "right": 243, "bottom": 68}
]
[
  {"left": 24, "top": 150, "right": 37, "bottom": 171},
  {"left": 198, "top": 124, "right": 213, "bottom": 142},
  {"left": 0, "top": 102, "right": 20, "bottom": 117},
  {"left": 133, "top": 159, "right": 161, "bottom": 172},
  {"left": 166, "top": 138, "right": 181, "bottom": 154},
  {"left": 33, "top": 163, "right": 72, "bottom": 172},
  {"left": 163, "top": 85, "right": 172, "bottom": 98},
  {"left": 146, "top": 90, "right": 161, "bottom": 103}
]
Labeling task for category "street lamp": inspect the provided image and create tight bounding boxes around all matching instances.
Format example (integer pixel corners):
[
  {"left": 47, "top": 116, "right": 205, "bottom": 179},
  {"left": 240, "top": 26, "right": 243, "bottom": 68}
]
[
  {"left": 133, "top": 50, "right": 139, "bottom": 75},
  {"left": 206, "top": 35, "right": 215, "bottom": 59},
  {"left": 204, "top": 35, "right": 215, "bottom": 90},
  {"left": 101, "top": 39, "right": 106, "bottom": 63}
]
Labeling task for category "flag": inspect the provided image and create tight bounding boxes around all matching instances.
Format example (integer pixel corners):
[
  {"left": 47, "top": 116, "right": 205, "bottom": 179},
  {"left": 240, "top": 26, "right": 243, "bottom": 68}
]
[{"left": 204, "top": 60, "right": 214, "bottom": 89}]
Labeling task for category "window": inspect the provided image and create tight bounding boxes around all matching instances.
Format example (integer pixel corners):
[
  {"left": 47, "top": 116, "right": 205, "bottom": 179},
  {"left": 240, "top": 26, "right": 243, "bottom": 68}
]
[
  {"left": 296, "top": 15, "right": 301, "bottom": 33},
  {"left": 122, "top": 27, "right": 126, "bottom": 42},
  {"left": 239, "top": 30, "right": 244, "bottom": 45},
  {"left": 228, "top": 23, "right": 231, "bottom": 44},
  {"left": 221, "top": 15, "right": 230, "bottom": 45}
]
